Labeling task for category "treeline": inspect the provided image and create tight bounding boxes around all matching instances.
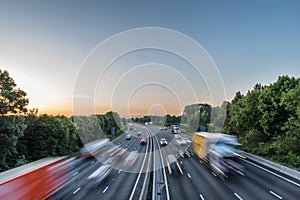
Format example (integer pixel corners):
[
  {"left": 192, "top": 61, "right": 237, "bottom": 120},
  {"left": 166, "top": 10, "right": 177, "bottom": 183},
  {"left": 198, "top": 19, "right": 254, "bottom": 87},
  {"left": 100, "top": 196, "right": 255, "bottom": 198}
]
[
  {"left": 131, "top": 115, "right": 181, "bottom": 127},
  {"left": 223, "top": 76, "right": 300, "bottom": 170},
  {"left": 0, "top": 69, "right": 124, "bottom": 172},
  {"left": 1, "top": 111, "right": 124, "bottom": 172},
  {"left": 131, "top": 116, "right": 151, "bottom": 124},
  {"left": 177, "top": 76, "right": 300, "bottom": 169}
]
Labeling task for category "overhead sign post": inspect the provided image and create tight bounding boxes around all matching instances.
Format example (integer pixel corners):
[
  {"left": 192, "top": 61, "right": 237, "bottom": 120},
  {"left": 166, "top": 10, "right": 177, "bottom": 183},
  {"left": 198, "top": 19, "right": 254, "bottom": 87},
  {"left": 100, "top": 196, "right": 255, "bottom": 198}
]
[{"left": 200, "top": 126, "right": 206, "bottom": 132}]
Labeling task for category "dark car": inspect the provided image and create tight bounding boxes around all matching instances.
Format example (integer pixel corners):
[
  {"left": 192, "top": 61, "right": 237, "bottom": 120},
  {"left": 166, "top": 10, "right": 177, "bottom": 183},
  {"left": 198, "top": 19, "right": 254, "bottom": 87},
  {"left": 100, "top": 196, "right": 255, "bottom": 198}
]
[{"left": 125, "top": 134, "right": 131, "bottom": 140}]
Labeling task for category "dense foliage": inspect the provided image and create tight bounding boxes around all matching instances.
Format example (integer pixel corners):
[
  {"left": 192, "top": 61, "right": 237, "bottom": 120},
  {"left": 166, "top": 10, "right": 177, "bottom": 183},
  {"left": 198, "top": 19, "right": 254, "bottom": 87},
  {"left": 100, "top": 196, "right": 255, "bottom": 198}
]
[
  {"left": 0, "top": 70, "right": 28, "bottom": 171},
  {"left": 181, "top": 103, "right": 211, "bottom": 133},
  {"left": 131, "top": 116, "right": 152, "bottom": 124},
  {"left": 73, "top": 112, "right": 124, "bottom": 143},
  {"left": 17, "top": 115, "right": 81, "bottom": 163},
  {"left": 224, "top": 76, "right": 300, "bottom": 170}
]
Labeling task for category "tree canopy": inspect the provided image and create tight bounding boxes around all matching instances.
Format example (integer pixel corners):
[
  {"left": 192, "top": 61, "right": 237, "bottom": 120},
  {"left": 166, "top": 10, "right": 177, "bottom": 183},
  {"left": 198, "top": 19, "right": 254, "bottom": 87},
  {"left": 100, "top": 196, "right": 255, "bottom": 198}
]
[
  {"left": 224, "top": 76, "right": 300, "bottom": 169},
  {"left": 0, "top": 69, "right": 28, "bottom": 115},
  {"left": 0, "top": 69, "right": 28, "bottom": 170}
]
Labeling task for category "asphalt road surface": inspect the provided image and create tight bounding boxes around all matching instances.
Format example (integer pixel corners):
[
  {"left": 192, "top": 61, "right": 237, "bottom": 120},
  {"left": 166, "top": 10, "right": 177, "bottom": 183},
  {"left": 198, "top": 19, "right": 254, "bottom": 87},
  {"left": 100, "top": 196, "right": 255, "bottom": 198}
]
[{"left": 49, "top": 124, "right": 300, "bottom": 200}]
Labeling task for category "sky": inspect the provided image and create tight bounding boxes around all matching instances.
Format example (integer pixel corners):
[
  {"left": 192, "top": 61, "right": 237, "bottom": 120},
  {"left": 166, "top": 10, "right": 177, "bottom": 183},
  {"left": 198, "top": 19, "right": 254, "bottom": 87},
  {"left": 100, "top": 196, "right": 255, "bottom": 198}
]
[{"left": 0, "top": 0, "right": 299, "bottom": 116}]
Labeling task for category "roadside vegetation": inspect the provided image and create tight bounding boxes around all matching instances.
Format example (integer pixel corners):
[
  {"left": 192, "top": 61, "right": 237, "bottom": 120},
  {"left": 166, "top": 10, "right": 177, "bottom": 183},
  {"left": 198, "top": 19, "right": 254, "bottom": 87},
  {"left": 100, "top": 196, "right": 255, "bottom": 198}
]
[
  {"left": 0, "top": 70, "right": 124, "bottom": 172},
  {"left": 223, "top": 76, "right": 300, "bottom": 170}
]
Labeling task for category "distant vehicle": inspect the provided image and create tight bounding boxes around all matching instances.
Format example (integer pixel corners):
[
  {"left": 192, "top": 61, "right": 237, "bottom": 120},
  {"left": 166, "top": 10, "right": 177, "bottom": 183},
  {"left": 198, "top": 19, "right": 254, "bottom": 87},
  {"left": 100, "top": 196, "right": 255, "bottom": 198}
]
[
  {"left": 171, "top": 125, "right": 180, "bottom": 134},
  {"left": 192, "top": 132, "right": 244, "bottom": 178},
  {"left": 137, "top": 131, "right": 142, "bottom": 136},
  {"left": 86, "top": 165, "right": 111, "bottom": 186},
  {"left": 140, "top": 138, "right": 147, "bottom": 145},
  {"left": 160, "top": 127, "right": 167, "bottom": 131},
  {"left": 160, "top": 138, "right": 168, "bottom": 146},
  {"left": 125, "top": 134, "right": 131, "bottom": 140},
  {"left": 129, "top": 123, "right": 133, "bottom": 130},
  {"left": 80, "top": 139, "right": 110, "bottom": 157},
  {"left": 145, "top": 122, "right": 148, "bottom": 125}
]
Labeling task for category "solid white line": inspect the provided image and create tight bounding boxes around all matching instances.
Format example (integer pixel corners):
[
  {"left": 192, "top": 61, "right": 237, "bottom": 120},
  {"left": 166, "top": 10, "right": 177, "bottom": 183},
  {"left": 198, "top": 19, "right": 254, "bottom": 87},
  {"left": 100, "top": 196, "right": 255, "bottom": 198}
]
[
  {"left": 234, "top": 192, "right": 243, "bottom": 200},
  {"left": 241, "top": 159, "right": 300, "bottom": 187},
  {"left": 152, "top": 136, "right": 156, "bottom": 200},
  {"left": 129, "top": 126, "right": 151, "bottom": 200},
  {"left": 211, "top": 172, "right": 217, "bottom": 177},
  {"left": 102, "top": 186, "right": 109, "bottom": 193},
  {"left": 187, "top": 173, "right": 191, "bottom": 178},
  {"left": 73, "top": 187, "right": 80, "bottom": 194},
  {"left": 269, "top": 191, "right": 283, "bottom": 199},
  {"left": 199, "top": 194, "right": 204, "bottom": 200}
]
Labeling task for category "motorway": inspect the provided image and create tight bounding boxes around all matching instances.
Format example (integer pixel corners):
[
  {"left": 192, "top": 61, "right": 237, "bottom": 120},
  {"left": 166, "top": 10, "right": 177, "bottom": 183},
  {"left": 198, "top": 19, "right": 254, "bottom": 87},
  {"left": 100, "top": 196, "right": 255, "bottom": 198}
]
[{"left": 49, "top": 124, "right": 300, "bottom": 200}]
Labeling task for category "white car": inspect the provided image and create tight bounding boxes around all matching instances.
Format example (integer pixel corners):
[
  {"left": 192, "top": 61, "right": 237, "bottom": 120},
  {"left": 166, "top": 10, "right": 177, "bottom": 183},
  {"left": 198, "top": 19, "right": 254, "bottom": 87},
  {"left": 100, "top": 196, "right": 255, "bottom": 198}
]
[{"left": 160, "top": 138, "right": 168, "bottom": 146}]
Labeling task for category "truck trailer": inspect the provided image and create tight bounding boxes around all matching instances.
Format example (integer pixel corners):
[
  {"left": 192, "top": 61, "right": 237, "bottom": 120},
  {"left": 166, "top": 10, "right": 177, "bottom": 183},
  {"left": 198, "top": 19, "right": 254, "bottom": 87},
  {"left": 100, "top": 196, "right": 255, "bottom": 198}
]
[{"left": 192, "top": 132, "right": 244, "bottom": 178}]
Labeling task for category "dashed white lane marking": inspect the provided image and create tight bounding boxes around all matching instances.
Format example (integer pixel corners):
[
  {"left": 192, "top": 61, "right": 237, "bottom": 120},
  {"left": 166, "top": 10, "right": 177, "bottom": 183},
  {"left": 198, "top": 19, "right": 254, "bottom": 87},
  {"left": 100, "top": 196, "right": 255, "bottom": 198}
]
[
  {"left": 180, "top": 161, "right": 183, "bottom": 164},
  {"left": 234, "top": 192, "right": 243, "bottom": 200},
  {"left": 241, "top": 159, "right": 300, "bottom": 187},
  {"left": 269, "top": 191, "right": 283, "bottom": 199},
  {"left": 118, "top": 169, "right": 122, "bottom": 174},
  {"left": 187, "top": 173, "right": 191, "bottom": 178},
  {"left": 199, "top": 194, "right": 204, "bottom": 200},
  {"left": 102, "top": 186, "right": 109, "bottom": 193},
  {"left": 73, "top": 187, "right": 80, "bottom": 194},
  {"left": 73, "top": 171, "right": 79, "bottom": 176},
  {"left": 211, "top": 172, "right": 217, "bottom": 177}
]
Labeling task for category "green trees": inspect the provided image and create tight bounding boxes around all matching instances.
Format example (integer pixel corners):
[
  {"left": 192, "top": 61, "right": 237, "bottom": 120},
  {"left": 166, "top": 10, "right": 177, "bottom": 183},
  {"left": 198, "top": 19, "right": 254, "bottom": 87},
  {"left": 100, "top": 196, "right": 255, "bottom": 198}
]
[
  {"left": 181, "top": 103, "right": 212, "bottom": 133},
  {"left": 73, "top": 111, "right": 124, "bottom": 143},
  {"left": 224, "top": 76, "right": 300, "bottom": 169},
  {"left": 18, "top": 115, "right": 80, "bottom": 161},
  {"left": 0, "top": 70, "right": 29, "bottom": 171},
  {"left": 210, "top": 101, "right": 230, "bottom": 132}
]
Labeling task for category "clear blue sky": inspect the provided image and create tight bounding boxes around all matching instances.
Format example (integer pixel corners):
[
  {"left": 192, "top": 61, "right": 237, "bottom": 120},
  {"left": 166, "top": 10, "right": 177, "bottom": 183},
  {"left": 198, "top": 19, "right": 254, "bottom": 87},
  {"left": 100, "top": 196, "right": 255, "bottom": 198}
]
[{"left": 1, "top": 0, "right": 299, "bottom": 116}]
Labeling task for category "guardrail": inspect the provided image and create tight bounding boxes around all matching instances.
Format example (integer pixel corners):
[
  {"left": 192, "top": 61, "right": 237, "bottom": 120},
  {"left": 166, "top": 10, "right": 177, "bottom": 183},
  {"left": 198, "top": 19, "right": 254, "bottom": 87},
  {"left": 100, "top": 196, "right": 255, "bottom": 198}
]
[{"left": 240, "top": 151, "right": 300, "bottom": 181}]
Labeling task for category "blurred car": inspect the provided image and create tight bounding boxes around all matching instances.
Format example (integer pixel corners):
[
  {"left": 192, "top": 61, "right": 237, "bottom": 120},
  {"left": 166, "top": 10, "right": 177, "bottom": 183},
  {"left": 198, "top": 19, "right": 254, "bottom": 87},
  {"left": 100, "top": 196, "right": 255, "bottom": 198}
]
[
  {"left": 125, "top": 134, "right": 131, "bottom": 140},
  {"left": 160, "top": 138, "right": 168, "bottom": 146},
  {"left": 137, "top": 131, "right": 142, "bottom": 136},
  {"left": 86, "top": 165, "right": 111, "bottom": 186},
  {"left": 140, "top": 138, "right": 147, "bottom": 145}
]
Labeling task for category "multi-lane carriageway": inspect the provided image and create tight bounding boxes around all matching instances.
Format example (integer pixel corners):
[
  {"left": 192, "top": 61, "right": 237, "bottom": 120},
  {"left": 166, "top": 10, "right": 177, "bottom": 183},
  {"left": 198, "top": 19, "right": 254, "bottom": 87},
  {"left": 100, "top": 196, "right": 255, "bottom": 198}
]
[{"left": 44, "top": 125, "right": 300, "bottom": 199}]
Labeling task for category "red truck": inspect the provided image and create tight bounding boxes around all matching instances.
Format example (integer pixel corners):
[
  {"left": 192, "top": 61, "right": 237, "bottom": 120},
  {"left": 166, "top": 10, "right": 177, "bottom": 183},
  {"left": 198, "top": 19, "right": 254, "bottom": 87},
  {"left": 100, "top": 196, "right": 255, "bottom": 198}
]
[{"left": 0, "top": 157, "right": 73, "bottom": 200}]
